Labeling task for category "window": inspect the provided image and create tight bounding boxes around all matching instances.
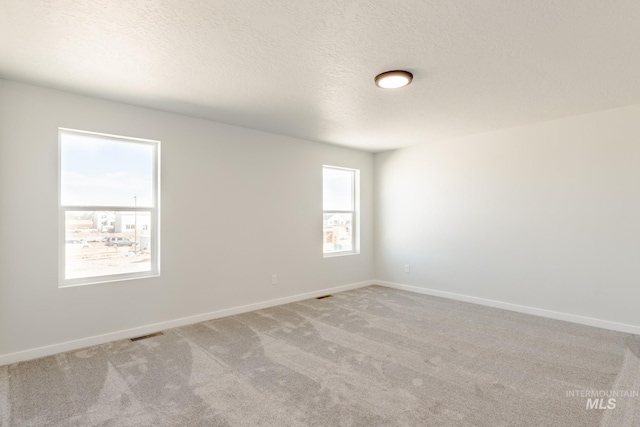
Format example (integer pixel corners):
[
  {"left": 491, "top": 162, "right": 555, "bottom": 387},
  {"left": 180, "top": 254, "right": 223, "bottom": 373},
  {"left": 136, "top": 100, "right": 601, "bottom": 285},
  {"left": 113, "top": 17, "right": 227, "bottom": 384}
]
[
  {"left": 323, "top": 165, "right": 359, "bottom": 256},
  {"left": 59, "top": 128, "right": 160, "bottom": 286}
]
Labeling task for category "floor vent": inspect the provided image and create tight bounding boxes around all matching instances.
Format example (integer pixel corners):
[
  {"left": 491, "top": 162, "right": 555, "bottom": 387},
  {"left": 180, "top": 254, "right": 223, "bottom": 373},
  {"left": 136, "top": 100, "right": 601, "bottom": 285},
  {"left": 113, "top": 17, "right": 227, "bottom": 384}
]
[
  {"left": 130, "top": 332, "right": 163, "bottom": 342},
  {"left": 316, "top": 295, "right": 333, "bottom": 300}
]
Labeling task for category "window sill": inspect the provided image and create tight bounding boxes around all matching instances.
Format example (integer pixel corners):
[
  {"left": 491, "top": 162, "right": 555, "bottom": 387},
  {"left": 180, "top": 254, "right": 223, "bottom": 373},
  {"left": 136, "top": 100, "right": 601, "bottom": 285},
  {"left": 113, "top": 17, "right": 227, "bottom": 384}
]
[
  {"left": 323, "top": 251, "right": 359, "bottom": 258},
  {"left": 59, "top": 272, "right": 159, "bottom": 288}
]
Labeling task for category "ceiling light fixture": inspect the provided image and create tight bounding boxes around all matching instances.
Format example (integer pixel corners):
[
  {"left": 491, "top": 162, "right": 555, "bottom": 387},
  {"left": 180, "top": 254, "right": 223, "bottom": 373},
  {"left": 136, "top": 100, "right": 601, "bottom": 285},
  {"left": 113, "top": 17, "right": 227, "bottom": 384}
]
[{"left": 375, "top": 70, "right": 413, "bottom": 89}]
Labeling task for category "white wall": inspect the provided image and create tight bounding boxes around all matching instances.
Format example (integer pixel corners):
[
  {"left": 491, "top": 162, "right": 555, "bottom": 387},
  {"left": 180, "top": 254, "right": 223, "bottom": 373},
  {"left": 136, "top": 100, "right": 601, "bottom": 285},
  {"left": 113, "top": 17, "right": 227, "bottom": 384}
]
[
  {"left": 375, "top": 104, "right": 640, "bottom": 330},
  {"left": 4, "top": 77, "right": 639, "bottom": 363},
  {"left": 0, "top": 80, "right": 374, "bottom": 362}
]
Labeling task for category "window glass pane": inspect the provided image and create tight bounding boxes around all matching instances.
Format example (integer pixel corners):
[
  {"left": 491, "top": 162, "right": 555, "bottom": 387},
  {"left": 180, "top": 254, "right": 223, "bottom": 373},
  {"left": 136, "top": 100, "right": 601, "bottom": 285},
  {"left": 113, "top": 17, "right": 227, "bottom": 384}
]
[
  {"left": 64, "top": 210, "right": 152, "bottom": 280},
  {"left": 323, "top": 167, "right": 353, "bottom": 211},
  {"left": 61, "top": 132, "right": 154, "bottom": 207},
  {"left": 323, "top": 212, "right": 353, "bottom": 253}
]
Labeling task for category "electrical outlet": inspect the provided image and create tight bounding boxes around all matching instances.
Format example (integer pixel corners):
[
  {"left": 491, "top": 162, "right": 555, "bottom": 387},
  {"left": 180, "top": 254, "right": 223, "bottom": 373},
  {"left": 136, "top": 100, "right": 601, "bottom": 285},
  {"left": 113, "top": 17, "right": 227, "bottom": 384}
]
[
  {"left": 404, "top": 264, "right": 410, "bottom": 273},
  {"left": 271, "top": 275, "right": 278, "bottom": 285}
]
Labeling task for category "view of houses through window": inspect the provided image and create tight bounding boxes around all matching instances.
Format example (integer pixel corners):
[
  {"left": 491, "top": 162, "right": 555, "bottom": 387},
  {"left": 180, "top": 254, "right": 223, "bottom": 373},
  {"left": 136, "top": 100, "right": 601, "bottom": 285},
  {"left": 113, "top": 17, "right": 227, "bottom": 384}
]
[
  {"left": 323, "top": 165, "right": 358, "bottom": 255},
  {"left": 60, "top": 129, "right": 159, "bottom": 285},
  {"left": 64, "top": 211, "right": 153, "bottom": 280}
]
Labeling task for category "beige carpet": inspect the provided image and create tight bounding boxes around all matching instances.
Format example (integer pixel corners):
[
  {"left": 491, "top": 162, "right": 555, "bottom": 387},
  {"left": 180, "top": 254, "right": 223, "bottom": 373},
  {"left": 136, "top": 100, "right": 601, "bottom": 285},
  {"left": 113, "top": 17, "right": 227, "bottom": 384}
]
[{"left": 1, "top": 285, "right": 639, "bottom": 426}]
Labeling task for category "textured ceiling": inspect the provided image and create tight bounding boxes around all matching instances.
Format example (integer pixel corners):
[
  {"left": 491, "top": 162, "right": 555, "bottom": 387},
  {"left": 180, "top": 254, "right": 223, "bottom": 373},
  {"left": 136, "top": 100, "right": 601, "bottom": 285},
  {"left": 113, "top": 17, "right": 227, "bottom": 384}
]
[{"left": 2, "top": 1, "right": 640, "bottom": 152}]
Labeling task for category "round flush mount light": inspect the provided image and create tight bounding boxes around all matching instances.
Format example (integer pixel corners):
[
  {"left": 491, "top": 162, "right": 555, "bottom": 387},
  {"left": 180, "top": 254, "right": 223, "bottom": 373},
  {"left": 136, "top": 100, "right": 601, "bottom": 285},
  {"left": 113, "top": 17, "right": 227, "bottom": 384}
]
[{"left": 375, "top": 70, "right": 413, "bottom": 89}]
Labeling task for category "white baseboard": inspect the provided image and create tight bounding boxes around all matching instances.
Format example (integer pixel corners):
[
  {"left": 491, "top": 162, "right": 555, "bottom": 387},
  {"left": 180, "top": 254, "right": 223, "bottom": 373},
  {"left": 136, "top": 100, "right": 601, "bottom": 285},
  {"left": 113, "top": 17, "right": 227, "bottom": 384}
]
[
  {"left": 375, "top": 280, "right": 640, "bottom": 336},
  {"left": 0, "top": 280, "right": 374, "bottom": 366},
  {"left": 5, "top": 279, "right": 636, "bottom": 366}
]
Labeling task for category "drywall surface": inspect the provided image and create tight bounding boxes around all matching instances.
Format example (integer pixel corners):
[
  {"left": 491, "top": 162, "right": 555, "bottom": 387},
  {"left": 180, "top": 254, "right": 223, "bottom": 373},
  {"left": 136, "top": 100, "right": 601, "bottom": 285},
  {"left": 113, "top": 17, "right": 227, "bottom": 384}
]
[
  {"left": 0, "top": 80, "right": 374, "bottom": 359},
  {"left": 375, "top": 104, "right": 640, "bottom": 328}
]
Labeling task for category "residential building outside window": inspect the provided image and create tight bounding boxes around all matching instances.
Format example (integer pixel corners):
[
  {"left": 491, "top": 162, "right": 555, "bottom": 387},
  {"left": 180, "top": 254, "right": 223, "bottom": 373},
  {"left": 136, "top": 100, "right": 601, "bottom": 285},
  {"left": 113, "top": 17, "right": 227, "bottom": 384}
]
[
  {"left": 59, "top": 128, "right": 160, "bottom": 286},
  {"left": 323, "top": 165, "right": 359, "bottom": 256}
]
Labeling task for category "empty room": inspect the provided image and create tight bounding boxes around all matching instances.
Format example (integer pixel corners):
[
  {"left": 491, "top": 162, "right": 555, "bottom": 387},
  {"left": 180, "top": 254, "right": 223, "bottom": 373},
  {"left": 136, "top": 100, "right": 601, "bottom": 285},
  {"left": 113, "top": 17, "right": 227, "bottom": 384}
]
[{"left": 1, "top": 1, "right": 639, "bottom": 426}]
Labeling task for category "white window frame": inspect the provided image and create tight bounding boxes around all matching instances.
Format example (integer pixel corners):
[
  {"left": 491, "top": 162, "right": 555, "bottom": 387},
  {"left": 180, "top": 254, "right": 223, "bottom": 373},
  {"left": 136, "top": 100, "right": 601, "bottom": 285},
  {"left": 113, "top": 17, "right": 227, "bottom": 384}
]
[
  {"left": 58, "top": 128, "right": 161, "bottom": 287},
  {"left": 323, "top": 165, "right": 360, "bottom": 257}
]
